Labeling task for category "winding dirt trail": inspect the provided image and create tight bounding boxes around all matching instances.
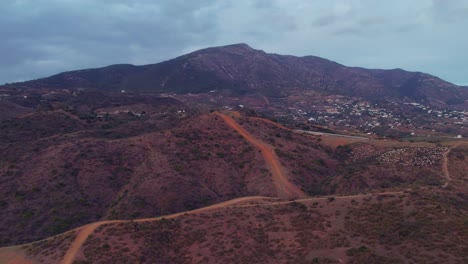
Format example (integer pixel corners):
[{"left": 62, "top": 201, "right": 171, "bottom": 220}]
[
  {"left": 5, "top": 190, "right": 408, "bottom": 264},
  {"left": 216, "top": 112, "right": 306, "bottom": 199},
  {"left": 229, "top": 191, "right": 404, "bottom": 209},
  {"left": 442, "top": 142, "right": 466, "bottom": 188},
  {"left": 61, "top": 196, "right": 273, "bottom": 264},
  {"left": 61, "top": 190, "right": 406, "bottom": 264}
]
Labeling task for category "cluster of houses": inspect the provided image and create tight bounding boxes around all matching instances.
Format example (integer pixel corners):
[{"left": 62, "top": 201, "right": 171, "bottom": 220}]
[{"left": 276, "top": 95, "right": 467, "bottom": 137}]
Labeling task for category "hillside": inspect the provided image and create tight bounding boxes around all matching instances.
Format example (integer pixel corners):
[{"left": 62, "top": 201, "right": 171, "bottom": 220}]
[
  {"left": 0, "top": 104, "right": 464, "bottom": 246},
  {"left": 3, "top": 44, "right": 467, "bottom": 107},
  {"left": 0, "top": 101, "right": 33, "bottom": 121},
  {"left": 2, "top": 179, "right": 467, "bottom": 263},
  {"left": 0, "top": 102, "right": 467, "bottom": 263}
]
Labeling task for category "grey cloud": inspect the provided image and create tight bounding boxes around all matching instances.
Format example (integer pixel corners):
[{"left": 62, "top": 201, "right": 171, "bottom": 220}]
[
  {"left": 0, "top": 0, "right": 467, "bottom": 85},
  {"left": 313, "top": 15, "right": 337, "bottom": 27},
  {"left": 432, "top": 0, "right": 468, "bottom": 23},
  {"left": 357, "top": 17, "right": 387, "bottom": 27},
  {"left": 333, "top": 27, "right": 365, "bottom": 36},
  {"left": 1, "top": 0, "right": 222, "bottom": 83}
]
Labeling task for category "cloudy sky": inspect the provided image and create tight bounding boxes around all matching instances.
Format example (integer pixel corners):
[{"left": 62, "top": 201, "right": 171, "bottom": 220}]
[{"left": 1, "top": 0, "right": 467, "bottom": 85}]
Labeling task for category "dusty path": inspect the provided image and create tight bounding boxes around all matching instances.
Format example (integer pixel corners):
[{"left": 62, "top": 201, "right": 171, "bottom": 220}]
[
  {"left": 16, "top": 112, "right": 35, "bottom": 119},
  {"left": 0, "top": 246, "right": 32, "bottom": 264},
  {"left": 61, "top": 223, "right": 101, "bottom": 264},
  {"left": 295, "top": 129, "right": 370, "bottom": 141},
  {"left": 230, "top": 191, "right": 405, "bottom": 209},
  {"left": 251, "top": 116, "right": 372, "bottom": 148},
  {"left": 61, "top": 189, "right": 406, "bottom": 264},
  {"left": 7, "top": 190, "right": 407, "bottom": 264},
  {"left": 16, "top": 110, "right": 84, "bottom": 121},
  {"left": 61, "top": 196, "right": 273, "bottom": 264},
  {"left": 442, "top": 142, "right": 466, "bottom": 188},
  {"left": 35, "top": 130, "right": 88, "bottom": 142},
  {"left": 250, "top": 116, "right": 292, "bottom": 131},
  {"left": 216, "top": 112, "right": 306, "bottom": 199}
]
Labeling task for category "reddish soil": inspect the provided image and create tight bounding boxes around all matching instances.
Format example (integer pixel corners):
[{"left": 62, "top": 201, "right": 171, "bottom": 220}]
[
  {"left": 0, "top": 247, "right": 33, "bottom": 264},
  {"left": 216, "top": 112, "right": 306, "bottom": 199}
]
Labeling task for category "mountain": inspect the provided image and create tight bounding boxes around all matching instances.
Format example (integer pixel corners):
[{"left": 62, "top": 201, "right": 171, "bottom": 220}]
[{"left": 4, "top": 43, "right": 467, "bottom": 106}]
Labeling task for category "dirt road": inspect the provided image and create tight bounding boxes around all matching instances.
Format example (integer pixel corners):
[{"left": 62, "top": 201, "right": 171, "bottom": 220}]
[
  {"left": 61, "top": 196, "right": 273, "bottom": 264},
  {"left": 442, "top": 142, "right": 466, "bottom": 188},
  {"left": 295, "top": 130, "right": 370, "bottom": 141},
  {"left": 230, "top": 191, "right": 405, "bottom": 209},
  {"left": 5, "top": 189, "right": 408, "bottom": 264},
  {"left": 216, "top": 112, "right": 306, "bottom": 199},
  {"left": 61, "top": 190, "right": 408, "bottom": 264},
  {"left": 61, "top": 223, "right": 101, "bottom": 264},
  {"left": 16, "top": 112, "right": 34, "bottom": 119},
  {"left": 249, "top": 117, "right": 291, "bottom": 131},
  {"left": 0, "top": 246, "right": 32, "bottom": 264},
  {"left": 249, "top": 116, "right": 372, "bottom": 147},
  {"left": 61, "top": 189, "right": 406, "bottom": 264}
]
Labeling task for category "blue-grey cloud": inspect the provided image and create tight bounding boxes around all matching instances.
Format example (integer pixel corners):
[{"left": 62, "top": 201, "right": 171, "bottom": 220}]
[{"left": 1, "top": 0, "right": 467, "bottom": 86}]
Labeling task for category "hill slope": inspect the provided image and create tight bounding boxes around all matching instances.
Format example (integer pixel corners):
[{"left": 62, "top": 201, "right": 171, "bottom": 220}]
[
  {"left": 0, "top": 106, "right": 460, "bottom": 247},
  {"left": 2, "top": 186, "right": 467, "bottom": 264}
]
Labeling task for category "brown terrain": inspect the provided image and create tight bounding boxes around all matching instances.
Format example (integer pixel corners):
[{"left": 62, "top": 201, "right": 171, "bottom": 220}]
[
  {"left": 0, "top": 108, "right": 466, "bottom": 263},
  {"left": 0, "top": 44, "right": 467, "bottom": 263}
]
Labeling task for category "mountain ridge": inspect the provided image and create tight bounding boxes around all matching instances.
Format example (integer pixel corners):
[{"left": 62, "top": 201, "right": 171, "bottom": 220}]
[{"left": 2, "top": 43, "right": 467, "bottom": 106}]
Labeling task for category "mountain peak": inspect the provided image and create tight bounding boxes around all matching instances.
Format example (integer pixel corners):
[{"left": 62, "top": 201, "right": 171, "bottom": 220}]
[
  {"left": 223, "top": 43, "right": 253, "bottom": 49},
  {"left": 193, "top": 43, "right": 259, "bottom": 55}
]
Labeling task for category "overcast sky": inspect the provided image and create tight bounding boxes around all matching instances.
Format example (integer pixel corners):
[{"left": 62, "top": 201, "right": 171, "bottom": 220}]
[{"left": 1, "top": 0, "right": 467, "bottom": 85}]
